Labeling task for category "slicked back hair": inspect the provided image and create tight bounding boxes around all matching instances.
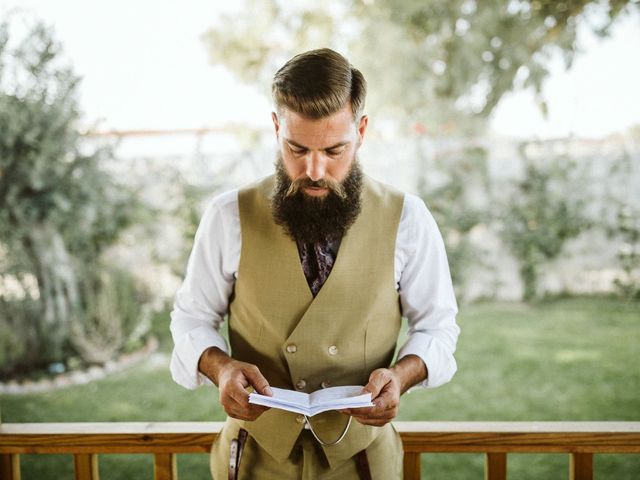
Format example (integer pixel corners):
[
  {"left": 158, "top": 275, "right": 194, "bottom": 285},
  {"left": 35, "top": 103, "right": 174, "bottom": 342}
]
[{"left": 272, "top": 48, "right": 367, "bottom": 121}]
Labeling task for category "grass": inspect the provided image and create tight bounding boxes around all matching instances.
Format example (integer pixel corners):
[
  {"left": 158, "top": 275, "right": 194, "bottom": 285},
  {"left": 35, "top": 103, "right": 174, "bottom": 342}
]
[
  {"left": 1, "top": 296, "right": 639, "bottom": 479},
  {"left": 396, "top": 296, "right": 640, "bottom": 479}
]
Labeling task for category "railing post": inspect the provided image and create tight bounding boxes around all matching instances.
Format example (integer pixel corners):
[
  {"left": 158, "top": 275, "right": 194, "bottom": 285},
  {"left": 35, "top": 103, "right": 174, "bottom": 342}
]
[
  {"left": 570, "top": 453, "right": 593, "bottom": 480},
  {"left": 154, "top": 453, "right": 178, "bottom": 480},
  {"left": 485, "top": 452, "right": 507, "bottom": 480},
  {"left": 1, "top": 453, "right": 21, "bottom": 480},
  {"left": 74, "top": 453, "right": 99, "bottom": 480},
  {"left": 403, "top": 452, "right": 421, "bottom": 480}
]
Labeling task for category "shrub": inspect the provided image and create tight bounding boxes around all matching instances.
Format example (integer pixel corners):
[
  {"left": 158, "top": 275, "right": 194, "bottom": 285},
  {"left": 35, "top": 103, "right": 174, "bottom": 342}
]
[
  {"left": 70, "top": 267, "right": 151, "bottom": 365},
  {"left": 499, "top": 152, "right": 590, "bottom": 301}
]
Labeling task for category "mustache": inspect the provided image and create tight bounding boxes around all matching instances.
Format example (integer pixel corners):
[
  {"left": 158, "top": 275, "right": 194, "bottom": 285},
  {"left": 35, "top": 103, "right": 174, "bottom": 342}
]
[{"left": 285, "top": 176, "right": 347, "bottom": 199}]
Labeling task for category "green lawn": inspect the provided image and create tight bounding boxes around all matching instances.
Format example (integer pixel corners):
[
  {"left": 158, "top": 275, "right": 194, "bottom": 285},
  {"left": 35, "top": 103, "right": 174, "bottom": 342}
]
[{"left": 1, "top": 296, "right": 639, "bottom": 479}]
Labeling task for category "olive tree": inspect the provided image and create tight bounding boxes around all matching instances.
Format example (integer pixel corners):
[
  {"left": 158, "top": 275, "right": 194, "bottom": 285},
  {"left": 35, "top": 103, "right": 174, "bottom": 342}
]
[{"left": 0, "top": 20, "right": 141, "bottom": 375}]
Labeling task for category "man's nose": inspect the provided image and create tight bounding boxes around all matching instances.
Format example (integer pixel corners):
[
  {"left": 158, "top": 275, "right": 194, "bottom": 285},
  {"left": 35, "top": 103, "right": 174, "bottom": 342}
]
[{"left": 305, "top": 152, "right": 327, "bottom": 181}]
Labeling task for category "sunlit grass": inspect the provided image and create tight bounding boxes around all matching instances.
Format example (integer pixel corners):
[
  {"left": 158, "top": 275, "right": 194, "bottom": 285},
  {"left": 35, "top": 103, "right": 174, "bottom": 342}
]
[{"left": 1, "top": 296, "right": 638, "bottom": 479}]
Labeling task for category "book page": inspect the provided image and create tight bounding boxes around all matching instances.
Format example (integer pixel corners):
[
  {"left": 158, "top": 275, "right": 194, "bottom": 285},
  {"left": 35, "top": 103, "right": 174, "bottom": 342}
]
[
  {"left": 258, "top": 387, "right": 310, "bottom": 407},
  {"left": 309, "top": 385, "right": 368, "bottom": 405},
  {"left": 248, "top": 385, "right": 373, "bottom": 416}
]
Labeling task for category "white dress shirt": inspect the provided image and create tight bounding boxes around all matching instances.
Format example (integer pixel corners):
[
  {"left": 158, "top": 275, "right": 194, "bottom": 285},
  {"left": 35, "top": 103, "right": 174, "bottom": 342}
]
[{"left": 170, "top": 186, "right": 460, "bottom": 391}]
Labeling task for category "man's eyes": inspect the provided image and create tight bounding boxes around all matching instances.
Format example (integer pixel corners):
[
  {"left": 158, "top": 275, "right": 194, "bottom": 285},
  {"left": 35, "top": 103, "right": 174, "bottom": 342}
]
[
  {"left": 326, "top": 148, "right": 345, "bottom": 156},
  {"left": 288, "top": 145, "right": 346, "bottom": 156}
]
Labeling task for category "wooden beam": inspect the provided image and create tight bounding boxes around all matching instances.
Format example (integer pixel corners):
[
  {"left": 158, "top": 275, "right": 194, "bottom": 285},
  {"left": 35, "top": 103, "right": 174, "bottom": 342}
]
[
  {"left": 395, "top": 422, "right": 640, "bottom": 454},
  {"left": 485, "top": 452, "right": 506, "bottom": 480},
  {"left": 403, "top": 452, "right": 421, "bottom": 480},
  {"left": 154, "top": 453, "right": 178, "bottom": 480},
  {"left": 74, "top": 453, "right": 99, "bottom": 480},
  {"left": 0, "top": 422, "right": 222, "bottom": 454},
  {"left": 570, "top": 453, "right": 593, "bottom": 480},
  {"left": 0, "top": 422, "right": 639, "bottom": 455},
  {"left": 0, "top": 453, "right": 20, "bottom": 480}
]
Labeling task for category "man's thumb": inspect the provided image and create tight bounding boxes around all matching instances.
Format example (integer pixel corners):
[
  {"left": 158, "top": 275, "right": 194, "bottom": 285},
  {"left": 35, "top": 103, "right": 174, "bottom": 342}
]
[
  {"left": 363, "top": 369, "right": 388, "bottom": 397},
  {"left": 245, "top": 367, "right": 273, "bottom": 396}
]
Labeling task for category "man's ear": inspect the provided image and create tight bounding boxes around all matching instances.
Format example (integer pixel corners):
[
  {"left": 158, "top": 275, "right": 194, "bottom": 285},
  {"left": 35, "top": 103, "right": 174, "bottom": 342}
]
[
  {"left": 271, "top": 111, "right": 280, "bottom": 137},
  {"left": 357, "top": 114, "right": 369, "bottom": 144}
]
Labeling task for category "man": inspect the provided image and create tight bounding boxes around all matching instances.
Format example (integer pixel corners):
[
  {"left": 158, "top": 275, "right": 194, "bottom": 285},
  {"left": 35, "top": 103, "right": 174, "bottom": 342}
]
[{"left": 170, "top": 48, "right": 459, "bottom": 479}]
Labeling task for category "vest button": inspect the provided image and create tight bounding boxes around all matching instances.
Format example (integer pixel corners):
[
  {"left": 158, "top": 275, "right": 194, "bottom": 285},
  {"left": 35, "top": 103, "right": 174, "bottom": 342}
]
[
  {"left": 321, "top": 380, "right": 331, "bottom": 389},
  {"left": 296, "top": 415, "right": 305, "bottom": 424},
  {"left": 328, "top": 345, "right": 338, "bottom": 355},
  {"left": 286, "top": 344, "right": 297, "bottom": 353},
  {"left": 295, "top": 379, "right": 307, "bottom": 390}
]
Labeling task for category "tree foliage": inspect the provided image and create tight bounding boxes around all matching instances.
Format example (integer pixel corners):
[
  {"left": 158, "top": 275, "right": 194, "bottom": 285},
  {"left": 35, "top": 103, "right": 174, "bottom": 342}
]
[
  {"left": 202, "top": 0, "right": 637, "bottom": 301},
  {"left": 202, "top": 0, "right": 638, "bottom": 132},
  {"left": 601, "top": 149, "right": 640, "bottom": 300},
  {"left": 417, "top": 144, "right": 491, "bottom": 300},
  {"left": 0, "top": 19, "right": 145, "bottom": 377},
  {"left": 498, "top": 148, "right": 590, "bottom": 300}
]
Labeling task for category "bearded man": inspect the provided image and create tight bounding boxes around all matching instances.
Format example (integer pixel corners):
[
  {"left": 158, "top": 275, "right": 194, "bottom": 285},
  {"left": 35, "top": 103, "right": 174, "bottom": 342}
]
[{"left": 170, "top": 48, "right": 460, "bottom": 479}]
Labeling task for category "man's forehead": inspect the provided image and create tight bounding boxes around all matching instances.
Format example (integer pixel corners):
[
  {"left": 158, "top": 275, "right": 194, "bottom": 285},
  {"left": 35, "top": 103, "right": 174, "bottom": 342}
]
[
  {"left": 282, "top": 130, "right": 354, "bottom": 151},
  {"left": 278, "top": 110, "right": 357, "bottom": 148}
]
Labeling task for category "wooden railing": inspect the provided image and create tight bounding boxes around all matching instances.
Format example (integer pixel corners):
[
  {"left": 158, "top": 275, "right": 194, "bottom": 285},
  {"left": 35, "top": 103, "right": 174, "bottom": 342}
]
[{"left": 1, "top": 422, "right": 639, "bottom": 479}]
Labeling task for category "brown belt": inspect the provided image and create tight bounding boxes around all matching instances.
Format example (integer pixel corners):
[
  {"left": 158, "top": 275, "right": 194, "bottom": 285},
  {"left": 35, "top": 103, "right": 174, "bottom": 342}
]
[{"left": 228, "top": 428, "right": 372, "bottom": 480}]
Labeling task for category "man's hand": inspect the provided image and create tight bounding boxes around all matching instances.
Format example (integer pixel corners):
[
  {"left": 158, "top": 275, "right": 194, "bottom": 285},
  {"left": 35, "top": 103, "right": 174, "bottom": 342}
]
[
  {"left": 339, "top": 368, "right": 401, "bottom": 426},
  {"left": 339, "top": 355, "right": 428, "bottom": 427},
  {"left": 198, "top": 347, "right": 273, "bottom": 421}
]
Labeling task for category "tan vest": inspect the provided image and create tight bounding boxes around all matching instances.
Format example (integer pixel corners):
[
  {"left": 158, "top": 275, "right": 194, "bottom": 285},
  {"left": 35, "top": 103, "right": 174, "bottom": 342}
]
[{"left": 227, "top": 174, "right": 404, "bottom": 468}]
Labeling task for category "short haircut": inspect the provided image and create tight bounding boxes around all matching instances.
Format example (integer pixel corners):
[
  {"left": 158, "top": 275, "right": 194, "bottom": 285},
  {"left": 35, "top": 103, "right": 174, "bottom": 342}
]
[{"left": 272, "top": 48, "right": 367, "bottom": 121}]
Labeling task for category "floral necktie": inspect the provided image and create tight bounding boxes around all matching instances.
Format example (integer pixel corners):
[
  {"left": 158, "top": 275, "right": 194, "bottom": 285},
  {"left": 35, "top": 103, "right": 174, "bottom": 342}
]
[{"left": 297, "top": 237, "right": 342, "bottom": 297}]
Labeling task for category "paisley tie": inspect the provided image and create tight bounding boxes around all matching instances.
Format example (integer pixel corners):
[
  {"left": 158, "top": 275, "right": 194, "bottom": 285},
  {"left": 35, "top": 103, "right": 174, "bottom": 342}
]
[{"left": 297, "top": 237, "right": 341, "bottom": 297}]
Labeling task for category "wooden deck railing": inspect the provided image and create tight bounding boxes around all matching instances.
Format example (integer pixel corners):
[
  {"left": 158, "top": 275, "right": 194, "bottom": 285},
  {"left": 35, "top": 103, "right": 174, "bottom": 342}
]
[{"left": 1, "top": 421, "right": 639, "bottom": 479}]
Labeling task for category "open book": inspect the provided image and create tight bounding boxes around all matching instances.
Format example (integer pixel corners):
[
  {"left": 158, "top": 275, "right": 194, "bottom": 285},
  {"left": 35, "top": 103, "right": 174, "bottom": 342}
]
[{"left": 248, "top": 385, "right": 373, "bottom": 417}]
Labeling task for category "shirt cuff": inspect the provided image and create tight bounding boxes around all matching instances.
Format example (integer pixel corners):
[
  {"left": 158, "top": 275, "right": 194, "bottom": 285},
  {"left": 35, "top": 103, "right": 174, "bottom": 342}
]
[
  {"left": 171, "top": 325, "right": 229, "bottom": 389},
  {"left": 397, "top": 333, "right": 457, "bottom": 391}
]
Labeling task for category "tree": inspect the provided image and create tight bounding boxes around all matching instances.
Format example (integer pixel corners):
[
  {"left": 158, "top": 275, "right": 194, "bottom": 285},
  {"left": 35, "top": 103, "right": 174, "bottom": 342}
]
[
  {"left": 600, "top": 140, "right": 640, "bottom": 300},
  {"left": 498, "top": 146, "right": 590, "bottom": 300},
  {"left": 0, "top": 19, "right": 139, "bottom": 374},
  {"left": 417, "top": 144, "right": 491, "bottom": 300},
  {"left": 201, "top": 1, "right": 637, "bottom": 299},
  {"left": 202, "top": 0, "right": 638, "bottom": 133}
]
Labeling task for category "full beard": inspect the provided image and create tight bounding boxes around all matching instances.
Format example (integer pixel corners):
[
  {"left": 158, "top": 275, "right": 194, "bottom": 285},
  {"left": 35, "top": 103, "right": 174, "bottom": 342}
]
[{"left": 270, "top": 153, "right": 364, "bottom": 244}]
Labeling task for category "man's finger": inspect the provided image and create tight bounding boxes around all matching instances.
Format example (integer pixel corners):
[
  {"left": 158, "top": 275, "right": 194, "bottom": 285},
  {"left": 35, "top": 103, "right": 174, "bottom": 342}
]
[
  {"left": 373, "top": 389, "right": 399, "bottom": 410},
  {"left": 340, "top": 402, "right": 388, "bottom": 418},
  {"left": 226, "top": 396, "right": 270, "bottom": 421},
  {"left": 355, "top": 417, "right": 390, "bottom": 427},
  {"left": 248, "top": 403, "right": 270, "bottom": 414},
  {"left": 226, "top": 380, "right": 254, "bottom": 406},
  {"left": 350, "top": 408, "right": 395, "bottom": 424},
  {"left": 339, "top": 406, "right": 370, "bottom": 416},
  {"left": 243, "top": 365, "right": 273, "bottom": 396},
  {"left": 357, "top": 401, "right": 390, "bottom": 418},
  {"left": 245, "top": 403, "right": 270, "bottom": 420},
  {"left": 362, "top": 369, "right": 391, "bottom": 398}
]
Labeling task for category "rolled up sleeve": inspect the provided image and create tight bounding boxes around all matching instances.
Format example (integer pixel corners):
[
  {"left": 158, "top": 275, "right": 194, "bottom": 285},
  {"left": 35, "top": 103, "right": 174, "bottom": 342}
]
[
  {"left": 169, "top": 190, "right": 239, "bottom": 390},
  {"left": 395, "top": 194, "right": 460, "bottom": 389}
]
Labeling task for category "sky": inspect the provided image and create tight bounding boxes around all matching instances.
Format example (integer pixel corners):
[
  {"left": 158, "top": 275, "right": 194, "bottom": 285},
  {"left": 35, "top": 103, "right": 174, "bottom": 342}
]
[
  {"left": 490, "top": 7, "right": 640, "bottom": 139},
  {"left": 1, "top": 0, "right": 639, "bottom": 139}
]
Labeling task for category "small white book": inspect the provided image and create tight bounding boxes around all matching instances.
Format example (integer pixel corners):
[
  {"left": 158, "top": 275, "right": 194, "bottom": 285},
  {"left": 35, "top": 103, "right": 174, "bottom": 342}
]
[{"left": 249, "top": 385, "right": 373, "bottom": 417}]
